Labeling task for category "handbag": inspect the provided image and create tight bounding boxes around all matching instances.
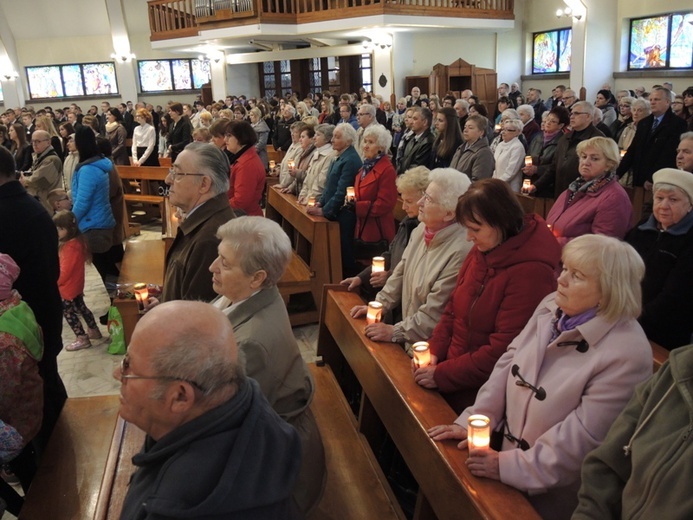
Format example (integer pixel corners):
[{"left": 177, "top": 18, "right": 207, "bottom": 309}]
[{"left": 353, "top": 201, "right": 388, "bottom": 260}]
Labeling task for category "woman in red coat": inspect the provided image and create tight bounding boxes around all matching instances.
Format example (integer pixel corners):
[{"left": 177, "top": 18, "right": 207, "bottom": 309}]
[
  {"left": 413, "top": 179, "right": 561, "bottom": 413},
  {"left": 224, "top": 120, "right": 266, "bottom": 216},
  {"left": 354, "top": 125, "right": 398, "bottom": 250}
]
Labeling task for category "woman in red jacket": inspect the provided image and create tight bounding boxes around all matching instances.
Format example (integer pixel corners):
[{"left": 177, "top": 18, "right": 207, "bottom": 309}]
[
  {"left": 413, "top": 179, "right": 561, "bottom": 413},
  {"left": 224, "top": 120, "right": 266, "bottom": 216},
  {"left": 353, "top": 125, "right": 398, "bottom": 256}
]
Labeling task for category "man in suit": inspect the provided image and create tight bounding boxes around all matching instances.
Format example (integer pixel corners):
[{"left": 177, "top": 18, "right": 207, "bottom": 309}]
[
  {"left": 617, "top": 87, "right": 688, "bottom": 187},
  {"left": 397, "top": 106, "right": 434, "bottom": 175}
]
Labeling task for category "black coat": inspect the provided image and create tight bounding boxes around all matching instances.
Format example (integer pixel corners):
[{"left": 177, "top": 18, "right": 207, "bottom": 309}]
[
  {"left": 625, "top": 211, "right": 693, "bottom": 350},
  {"left": 397, "top": 128, "right": 434, "bottom": 175},
  {"left": 168, "top": 116, "right": 193, "bottom": 161},
  {"left": 616, "top": 109, "right": 688, "bottom": 186}
]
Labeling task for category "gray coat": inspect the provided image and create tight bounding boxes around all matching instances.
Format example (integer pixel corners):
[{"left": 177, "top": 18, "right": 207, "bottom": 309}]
[{"left": 450, "top": 138, "right": 495, "bottom": 182}]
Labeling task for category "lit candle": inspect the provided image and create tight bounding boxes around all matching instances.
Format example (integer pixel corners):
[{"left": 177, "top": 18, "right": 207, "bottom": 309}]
[
  {"left": 412, "top": 341, "right": 431, "bottom": 368},
  {"left": 372, "top": 256, "right": 386, "bottom": 273},
  {"left": 467, "top": 414, "right": 491, "bottom": 450},
  {"left": 620, "top": 149, "right": 627, "bottom": 158},
  {"left": 346, "top": 186, "right": 355, "bottom": 202},
  {"left": 494, "top": 123, "right": 501, "bottom": 132},
  {"left": 307, "top": 196, "right": 316, "bottom": 207},
  {"left": 522, "top": 179, "right": 532, "bottom": 194},
  {"left": 269, "top": 160, "right": 276, "bottom": 169},
  {"left": 366, "top": 301, "right": 383, "bottom": 325},
  {"left": 524, "top": 155, "right": 533, "bottom": 167},
  {"left": 133, "top": 283, "right": 149, "bottom": 314},
  {"left": 288, "top": 160, "right": 295, "bottom": 170}
]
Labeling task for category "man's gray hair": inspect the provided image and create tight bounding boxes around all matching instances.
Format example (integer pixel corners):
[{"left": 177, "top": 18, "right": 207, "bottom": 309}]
[
  {"left": 183, "top": 142, "right": 230, "bottom": 195},
  {"left": 363, "top": 124, "right": 392, "bottom": 151},
  {"left": 216, "top": 216, "right": 292, "bottom": 288},
  {"left": 334, "top": 122, "right": 357, "bottom": 145},
  {"left": 680, "top": 131, "right": 693, "bottom": 142},
  {"left": 652, "top": 86, "right": 673, "bottom": 102},
  {"left": 573, "top": 100, "right": 595, "bottom": 118},
  {"left": 516, "top": 104, "right": 535, "bottom": 120},
  {"left": 360, "top": 104, "right": 376, "bottom": 118},
  {"left": 285, "top": 105, "right": 297, "bottom": 116},
  {"left": 428, "top": 168, "right": 471, "bottom": 212},
  {"left": 455, "top": 99, "right": 469, "bottom": 111}
]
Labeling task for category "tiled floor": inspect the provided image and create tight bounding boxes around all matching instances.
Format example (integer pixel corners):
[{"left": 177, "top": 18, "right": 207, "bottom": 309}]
[{"left": 57, "top": 222, "right": 319, "bottom": 399}]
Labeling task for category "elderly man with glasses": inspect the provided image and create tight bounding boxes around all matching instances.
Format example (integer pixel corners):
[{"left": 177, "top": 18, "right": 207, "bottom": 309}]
[
  {"left": 530, "top": 101, "right": 604, "bottom": 199},
  {"left": 154, "top": 142, "right": 236, "bottom": 304},
  {"left": 20, "top": 130, "right": 62, "bottom": 213},
  {"left": 355, "top": 103, "right": 381, "bottom": 159},
  {"left": 116, "top": 300, "right": 303, "bottom": 520}
]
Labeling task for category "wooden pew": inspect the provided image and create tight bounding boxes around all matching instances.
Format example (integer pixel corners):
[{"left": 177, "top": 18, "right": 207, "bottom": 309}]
[
  {"left": 317, "top": 286, "right": 541, "bottom": 520},
  {"left": 515, "top": 193, "right": 554, "bottom": 219},
  {"left": 266, "top": 185, "right": 342, "bottom": 326},
  {"left": 20, "top": 396, "right": 123, "bottom": 520},
  {"left": 650, "top": 340, "right": 670, "bottom": 373},
  {"left": 114, "top": 239, "right": 166, "bottom": 347},
  {"left": 117, "top": 165, "right": 170, "bottom": 230}
]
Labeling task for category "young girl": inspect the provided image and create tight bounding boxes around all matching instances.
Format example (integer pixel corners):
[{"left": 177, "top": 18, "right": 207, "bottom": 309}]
[{"left": 53, "top": 210, "right": 102, "bottom": 351}]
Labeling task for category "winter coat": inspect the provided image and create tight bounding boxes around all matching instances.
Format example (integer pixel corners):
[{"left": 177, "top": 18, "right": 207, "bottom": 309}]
[
  {"left": 228, "top": 146, "right": 266, "bottom": 216},
  {"left": 319, "top": 145, "right": 362, "bottom": 220},
  {"left": 573, "top": 344, "right": 693, "bottom": 520},
  {"left": 71, "top": 156, "right": 116, "bottom": 232},
  {"left": 546, "top": 177, "right": 633, "bottom": 248},
  {"left": 25, "top": 147, "right": 62, "bottom": 213},
  {"left": 493, "top": 138, "right": 525, "bottom": 192},
  {"left": 252, "top": 119, "right": 271, "bottom": 169},
  {"left": 376, "top": 222, "right": 472, "bottom": 353},
  {"left": 457, "top": 294, "right": 652, "bottom": 520},
  {"left": 57, "top": 239, "right": 87, "bottom": 301},
  {"left": 353, "top": 155, "right": 397, "bottom": 243},
  {"left": 625, "top": 210, "right": 693, "bottom": 349},
  {"left": 527, "top": 131, "right": 562, "bottom": 198},
  {"left": 397, "top": 128, "right": 434, "bottom": 175},
  {"left": 428, "top": 214, "right": 561, "bottom": 413},
  {"left": 450, "top": 138, "right": 495, "bottom": 182},
  {"left": 297, "top": 144, "right": 336, "bottom": 204}
]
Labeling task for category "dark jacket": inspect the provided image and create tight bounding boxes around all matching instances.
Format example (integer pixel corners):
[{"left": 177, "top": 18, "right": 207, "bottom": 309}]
[
  {"left": 272, "top": 116, "right": 295, "bottom": 152},
  {"left": 449, "top": 138, "right": 495, "bottom": 182},
  {"left": 120, "top": 378, "right": 302, "bottom": 520},
  {"left": 432, "top": 134, "right": 464, "bottom": 169},
  {"left": 533, "top": 124, "right": 604, "bottom": 199},
  {"left": 168, "top": 116, "right": 193, "bottom": 161},
  {"left": 527, "top": 131, "right": 564, "bottom": 198},
  {"left": 397, "top": 128, "right": 434, "bottom": 175},
  {"left": 162, "top": 193, "right": 236, "bottom": 302},
  {"left": 319, "top": 145, "right": 362, "bottom": 220},
  {"left": 13, "top": 144, "right": 32, "bottom": 172},
  {"left": 616, "top": 109, "right": 688, "bottom": 186},
  {"left": 625, "top": 210, "right": 693, "bottom": 349},
  {"left": 428, "top": 214, "right": 561, "bottom": 413}
]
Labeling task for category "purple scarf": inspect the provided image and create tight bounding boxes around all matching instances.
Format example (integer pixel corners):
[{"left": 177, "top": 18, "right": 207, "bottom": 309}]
[{"left": 550, "top": 306, "right": 598, "bottom": 341}]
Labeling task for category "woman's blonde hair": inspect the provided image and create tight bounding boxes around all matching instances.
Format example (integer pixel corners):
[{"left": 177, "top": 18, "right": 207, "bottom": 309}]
[
  {"left": 576, "top": 137, "right": 621, "bottom": 173},
  {"left": 562, "top": 234, "right": 644, "bottom": 321}
]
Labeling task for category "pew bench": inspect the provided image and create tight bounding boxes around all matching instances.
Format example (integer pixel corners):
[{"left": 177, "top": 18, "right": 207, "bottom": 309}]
[
  {"left": 317, "top": 286, "right": 542, "bottom": 520},
  {"left": 117, "top": 166, "right": 170, "bottom": 229},
  {"left": 308, "top": 363, "right": 405, "bottom": 519}
]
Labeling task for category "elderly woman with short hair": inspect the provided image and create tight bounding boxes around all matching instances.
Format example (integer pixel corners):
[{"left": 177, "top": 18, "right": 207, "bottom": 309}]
[
  {"left": 626, "top": 167, "right": 693, "bottom": 349},
  {"left": 429, "top": 234, "right": 653, "bottom": 520},
  {"left": 610, "top": 96, "right": 634, "bottom": 144},
  {"left": 209, "top": 216, "right": 325, "bottom": 516},
  {"left": 297, "top": 124, "right": 336, "bottom": 204},
  {"left": 546, "top": 136, "right": 632, "bottom": 247},
  {"left": 248, "top": 107, "right": 270, "bottom": 170},
  {"left": 349, "top": 168, "right": 473, "bottom": 354},
  {"left": 493, "top": 118, "right": 526, "bottom": 192},
  {"left": 450, "top": 114, "right": 495, "bottom": 182},
  {"left": 619, "top": 98, "right": 650, "bottom": 154},
  {"left": 352, "top": 125, "right": 398, "bottom": 264},
  {"left": 523, "top": 106, "right": 570, "bottom": 197},
  {"left": 223, "top": 119, "right": 266, "bottom": 216}
]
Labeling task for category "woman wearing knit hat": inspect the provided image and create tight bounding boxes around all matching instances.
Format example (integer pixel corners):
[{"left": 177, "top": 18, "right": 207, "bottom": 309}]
[
  {"left": 626, "top": 168, "right": 693, "bottom": 349},
  {"left": 0, "top": 253, "right": 44, "bottom": 517}
]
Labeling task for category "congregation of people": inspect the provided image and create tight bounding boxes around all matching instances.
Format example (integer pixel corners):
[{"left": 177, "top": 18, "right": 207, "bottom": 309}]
[{"left": 0, "top": 77, "right": 693, "bottom": 519}]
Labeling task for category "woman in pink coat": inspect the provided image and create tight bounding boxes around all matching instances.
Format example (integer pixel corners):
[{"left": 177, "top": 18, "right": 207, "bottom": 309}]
[
  {"left": 224, "top": 120, "right": 266, "bottom": 216},
  {"left": 546, "top": 137, "right": 632, "bottom": 247},
  {"left": 429, "top": 235, "right": 653, "bottom": 520}
]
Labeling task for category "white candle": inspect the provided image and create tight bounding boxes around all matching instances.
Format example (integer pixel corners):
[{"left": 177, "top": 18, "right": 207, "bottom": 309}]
[
  {"left": 346, "top": 186, "right": 355, "bottom": 202},
  {"left": 269, "top": 160, "right": 276, "bottom": 169},
  {"left": 620, "top": 149, "right": 627, "bottom": 158},
  {"left": 524, "top": 155, "right": 533, "bottom": 167},
  {"left": 522, "top": 179, "right": 532, "bottom": 194},
  {"left": 412, "top": 342, "right": 431, "bottom": 368},
  {"left": 494, "top": 123, "right": 501, "bottom": 132},
  {"left": 467, "top": 414, "right": 491, "bottom": 450},
  {"left": 372, "top": 256, "right": 385, "bottom": 273},
  {"left": 307, "top": 196, "right": 316, "bottom": 207},
  {"left": 288, "top": 160, "right": 295, "bottom": 170},
  {"left": 366, "top": 301, "right": 383, "bottom": 325},
  {"left": 134, "top": 283, "right": 149, "bottom": 314}
]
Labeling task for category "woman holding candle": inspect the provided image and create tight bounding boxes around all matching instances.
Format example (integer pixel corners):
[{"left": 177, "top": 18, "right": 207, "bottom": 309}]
[
  {"left": 522, "top": 107, "right": 570, "bottom": 198},
  {"left": 277, "top": 122, "right": 308, "bottom": 188},
  {"left": 348, "top": 168, "right": 473, "bottom": 354},
  {"left": 209, "top": 216, "right": 325, "bottom": 516},
  {"left": 280, "top": 125, "right": 316, "bottom": 196},
  {"left": 224, "top": 119, "right": 266, "bottom": 216},
  {"left": 492, "top": 118, "right": 526, "bottom": 192},
  {"left": 545, "top": 137, "right": 632, "bottom": 248},
  {"left": 413, "top": 179, "right": 560, "bottom": 413},
  {"left": 428, "top": 234, "right": 652, "bottom": 520},
  {"left": 297, "top": 124, "right": 336, "bottom": 205}
]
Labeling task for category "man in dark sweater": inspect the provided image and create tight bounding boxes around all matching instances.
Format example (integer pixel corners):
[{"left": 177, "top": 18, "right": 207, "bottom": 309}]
[{"left": 117, "top": 301, "right": 302, "bottom": 520}]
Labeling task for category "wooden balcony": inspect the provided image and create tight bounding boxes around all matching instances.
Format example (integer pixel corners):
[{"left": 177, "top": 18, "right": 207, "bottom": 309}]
[{"left": 149, "top": 0, "right": 514, "bottom": 41}]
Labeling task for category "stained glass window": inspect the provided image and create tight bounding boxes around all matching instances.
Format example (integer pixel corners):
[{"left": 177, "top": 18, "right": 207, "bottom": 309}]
[
  {"left": 532, "top": 28, "right": 571, "bottom": 74},
  {"left": 360, "top": 54, "right": 372, "bottom": 92},
  {"left": 26, "top": 63, "right": 118, "bottom": 99},
  {"left": 138, "top": 59, "right": 210, "bottom": 93},
  {"left": 629, "top": 12, "right": 693, "bottom": 70},
  {"left": 0, "top": 83, "right": 3, "bottom": 102}
]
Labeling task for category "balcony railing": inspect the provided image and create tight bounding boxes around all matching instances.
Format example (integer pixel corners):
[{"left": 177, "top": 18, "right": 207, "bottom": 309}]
[{"left": 149, "top": 0, "right": 514, "bottom": 40}]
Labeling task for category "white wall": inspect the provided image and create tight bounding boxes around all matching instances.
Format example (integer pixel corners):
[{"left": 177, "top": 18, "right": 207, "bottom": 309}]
[{"left": 227, "top": 63, "right": 260, "bottom": 98}]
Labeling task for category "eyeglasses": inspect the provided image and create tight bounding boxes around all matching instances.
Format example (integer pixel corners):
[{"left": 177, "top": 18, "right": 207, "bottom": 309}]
[
  {"left": 570, "top": 111, "right": 589, "bottom": 117},
  {"left": 545, "top": 118, "right": 561, "bottom": 125},
  {"left": 421, "top": 191, "right": 439, "bottom": 205},
  {"left": 119, "top": 355, "right": 206, "bottom": 392},
  {"left": 356, "top": 113, "right": 370, "bottom": 117},
  {"left": 167, "top": 168, "right": 206, "bottom": 182},
  {"left": 31, "top": 139, "right": 49, "bottom": 144}
]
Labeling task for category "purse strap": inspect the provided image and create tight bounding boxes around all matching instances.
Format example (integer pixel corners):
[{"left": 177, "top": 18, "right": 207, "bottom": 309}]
[{"left": 356, "top": 202, "right": 384, "bottom": 241}]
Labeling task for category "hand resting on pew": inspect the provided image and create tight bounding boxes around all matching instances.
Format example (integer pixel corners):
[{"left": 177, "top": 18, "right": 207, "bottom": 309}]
[
  {"left": 428, "top": 423, "right": 467, "bottom": 448},
  {"left": 412, "top": 355, "right": 439, "bottom": 389}
]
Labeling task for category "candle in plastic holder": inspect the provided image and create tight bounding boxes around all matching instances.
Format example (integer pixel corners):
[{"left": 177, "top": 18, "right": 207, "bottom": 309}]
[
  {"left": 372, "top": 256, "right": 386, "bottom": 273},
  {"left": 467, "top": 414, "right": 491, "bottom": 450},
  {"left": 524, "top": 155, "right": 533, "bottom": 167},
  {"left": 366, "top": 301, "right": 383, "bottom": 325},
  {"left": 269, "top": 160, "right": 276, "bottom": 169},
  {"left": 522, "top": 179, "right": 532, "bottom": 194},
  {"left": 494, "top": 123, "right": 501, "bottom": 132},
  {"left": 620, "top": 149, "right": 627, "bottom": 158},
  {"left": 307, "top": 196, "right": 316, "bottom": 207},
  {"left": 346, "top": 186, "right": 355, "bottom": 203},
  {"left": 412, "top": 342, "right": 431, "bottom": 368},
  {"left": 133, "top": 283, "right": 149, "bottom": 314},
  {"left": 287, "top": 160, "right": 295, "bottom": 170}
]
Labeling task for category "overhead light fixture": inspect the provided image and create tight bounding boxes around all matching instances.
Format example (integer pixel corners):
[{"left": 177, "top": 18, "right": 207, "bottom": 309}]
[
  {"left": 2, "top": 70, "right": 18, "bottom": 81},
  {"left": 556, "top": 1, "right": 583, "bottom": 21},
  {"left": 110, "top": 52, "right": 136, "bottom": 63}
]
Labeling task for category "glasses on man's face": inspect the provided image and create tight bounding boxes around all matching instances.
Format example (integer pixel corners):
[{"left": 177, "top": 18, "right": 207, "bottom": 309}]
[
  {"left": 119, "top": 355, "right": 205, "bottom": 392},
  {"left": 167, "top": 168, "right": 206, "bottom": 182},
  {"left": 31, "top": 139, "right": 49, "bottom": 144},
  {"left": 421, "top": 191, "right": 438, "bottom": 205},
  {"left": 570, "top": 111, "right": 589, "bottom": 117}
]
